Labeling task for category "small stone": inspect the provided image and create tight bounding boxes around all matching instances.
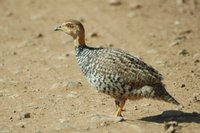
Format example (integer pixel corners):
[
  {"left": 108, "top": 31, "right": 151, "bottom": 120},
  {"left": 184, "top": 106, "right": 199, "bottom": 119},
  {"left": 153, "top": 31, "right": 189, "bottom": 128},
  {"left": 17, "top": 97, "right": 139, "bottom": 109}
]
[
  {"left": 181, "top": 84, "right": 185, "bottom": 88},
  {"left": 59, "top": 118, "right": 67, "bottom": 123},
  {"left": 176, "top": 0, "right": 185, "bottom": 5},
  {"left": 177, "top": 49, "right": 189, "bottom": 56},
  {"left": 194, "top": 59, "right": 200, "bottom": 64},
  {"left": 174, "top": 21, "right": 180, "bottom": 25},
  {"left": 66, "top": 91, "right": 80, "bottom": 98},
  {"left": 41, "top": 48, "right": 48, "bottom": 53},
  {"left": 13, "top": 52, "right": 17, "bottom": 55},
  {"left": 109, "top": 0, "right": 121, "bottom": 6},
  {"left": 0, "top": 93, "right": 3, "bottom": 97},
  {"left": 50, "top": 83, "right": 60, "bottom": 90},
  {"left": 65, "top": 53, "right": 70, "bottom": 57},
  {"left": 129, "top": 3, "right": 141, "bottom": 10},
  {"left": 179, "top": 30, "right": 192, "bottom": 35},
  {"left": 89, "top": 32, "right": 98, "bottom": 38},
  {"left": 164, "top": 121, "right": 181, "bottom": 133},
  {"left": 155, "top": 60, "right": 167, "bottom": 66},
  {"left": 57, "top": 55, "right": 66, "bottom": 60},
  {"left": 20, "top": 112, "right": 31, "bottom": 119},
  {"left": 35, "top": 130, "right": 41, "bottom": 133},
  {"left": 16, "top": 122, "right": 26, "bottom": 128},
  {"left": 134, "top": 106, "right": 138, "bottom": 110},
  {"left": 90, "top": 114, "right": 124, "bottom": 124},
  {"left": 169, "top": 40, "right": 181, "bottom": 47},
  {"left": 63, "top": 81, "right": 82, "bottom": 89},
  {"left": 78, "top": 17, "right": 85, "bottom": 23},
  {"left": 9, "top": 116, "right": 13, "bottom": 120},
  {"left": 169, "top": 36, "right": 186, "bottom": 47},
  {"left": 33, "top": 106, "right": 39, "bottom": 109},
  {"left": 84, "top": 127, "right": 89, "bottom": 130},
  {"left": 175, "top": 105, "right": 184, "bottom": 111},
  {"left": 192, "top": 93, "right": 200, "bottom": 102},
  {"left": 127, "top": 12, "right": 137, "bottom": 18},
  {"left": 36, "top": 33, "right": 43, "bottom": 38},
  {"left": 107, "top": 43, "right": 114, "bottom": 47},
  {"left": 141, "top": 103, "right": 151, "bottom": 107},
  {"left": 193, "top": 53, "right": 200, "bottom": 60},
  {"left": 6, "top": 11, "right": 13, "bottom": 16},
  {"left": 21, "top": 125, "right": 25, "bottom": 128}
]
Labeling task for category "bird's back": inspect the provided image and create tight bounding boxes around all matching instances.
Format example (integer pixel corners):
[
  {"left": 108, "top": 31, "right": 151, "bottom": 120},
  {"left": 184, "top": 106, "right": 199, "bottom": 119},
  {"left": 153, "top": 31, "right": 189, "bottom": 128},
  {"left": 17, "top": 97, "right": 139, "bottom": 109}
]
[{"left": 75, "top": 46, "right": 162, "bottom": 93}]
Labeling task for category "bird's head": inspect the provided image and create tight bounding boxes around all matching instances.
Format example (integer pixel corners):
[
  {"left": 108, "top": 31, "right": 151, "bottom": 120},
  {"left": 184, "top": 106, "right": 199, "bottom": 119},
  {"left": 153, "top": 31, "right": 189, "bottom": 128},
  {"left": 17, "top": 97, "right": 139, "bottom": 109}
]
[{"left": 54, "top": 19, "right": 85, "bottom": 40}]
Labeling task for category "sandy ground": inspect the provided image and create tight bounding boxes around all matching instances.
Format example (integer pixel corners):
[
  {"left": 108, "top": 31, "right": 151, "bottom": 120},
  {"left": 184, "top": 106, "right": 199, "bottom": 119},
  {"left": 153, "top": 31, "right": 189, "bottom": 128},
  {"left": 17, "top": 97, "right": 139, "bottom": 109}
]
[{"left": 0, "top": 0, "right": 200, "bottom": 132}]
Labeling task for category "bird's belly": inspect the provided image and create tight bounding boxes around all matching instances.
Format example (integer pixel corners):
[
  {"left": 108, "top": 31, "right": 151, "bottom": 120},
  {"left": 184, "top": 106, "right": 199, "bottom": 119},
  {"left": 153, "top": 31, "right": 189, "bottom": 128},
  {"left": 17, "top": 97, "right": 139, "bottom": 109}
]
[{"left": 86, "top": 74, "right": 133, "bottom": 98}]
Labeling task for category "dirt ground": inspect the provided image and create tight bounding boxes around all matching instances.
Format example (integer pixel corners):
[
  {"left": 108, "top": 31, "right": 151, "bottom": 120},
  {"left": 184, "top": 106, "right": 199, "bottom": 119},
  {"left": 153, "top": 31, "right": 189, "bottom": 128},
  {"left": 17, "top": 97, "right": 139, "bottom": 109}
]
[{"left": 0, "top": 0, "right": 200, "bottom": 132}]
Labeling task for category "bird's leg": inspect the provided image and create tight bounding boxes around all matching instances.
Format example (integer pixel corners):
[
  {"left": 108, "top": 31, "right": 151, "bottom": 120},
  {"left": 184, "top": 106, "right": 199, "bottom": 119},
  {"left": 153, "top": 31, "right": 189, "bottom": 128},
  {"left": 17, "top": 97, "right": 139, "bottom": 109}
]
[
  {"left": 115, "top": 99, "right": 126, "bottom": 111},
  {"left": 114, "top": 99, "right": 127, "bottom": 117},
  {"left": 115, "top": 99, "right": 120, "bottom": 109}
]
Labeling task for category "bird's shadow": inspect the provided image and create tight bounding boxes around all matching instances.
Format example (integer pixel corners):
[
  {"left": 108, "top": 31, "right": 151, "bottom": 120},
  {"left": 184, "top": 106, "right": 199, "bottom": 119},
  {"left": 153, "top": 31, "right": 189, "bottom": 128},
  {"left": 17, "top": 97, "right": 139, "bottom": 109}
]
[{"left": 136, "top": 110, "right": 200, "bottom": 124}]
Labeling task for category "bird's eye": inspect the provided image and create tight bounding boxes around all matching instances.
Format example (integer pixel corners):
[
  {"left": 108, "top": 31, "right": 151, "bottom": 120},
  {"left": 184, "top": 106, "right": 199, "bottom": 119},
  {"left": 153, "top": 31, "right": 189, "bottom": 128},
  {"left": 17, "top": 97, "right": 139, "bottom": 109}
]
[{"left": 66, "top": 24, "right": 74, "bottom": 28}]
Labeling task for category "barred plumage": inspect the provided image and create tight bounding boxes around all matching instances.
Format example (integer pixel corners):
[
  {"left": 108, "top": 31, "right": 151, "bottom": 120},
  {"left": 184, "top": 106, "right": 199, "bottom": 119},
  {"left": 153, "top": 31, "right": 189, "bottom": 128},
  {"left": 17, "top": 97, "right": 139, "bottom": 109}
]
[{"left": 54, "top": 19, "right": 180, "bottom": 117}]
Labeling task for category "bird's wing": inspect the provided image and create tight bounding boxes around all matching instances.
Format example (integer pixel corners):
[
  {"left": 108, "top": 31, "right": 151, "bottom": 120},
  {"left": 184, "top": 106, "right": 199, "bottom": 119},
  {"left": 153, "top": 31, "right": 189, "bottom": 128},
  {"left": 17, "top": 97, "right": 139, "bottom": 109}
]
[{"left": 95, "top": 48, "right": 163, "bottom": 86}]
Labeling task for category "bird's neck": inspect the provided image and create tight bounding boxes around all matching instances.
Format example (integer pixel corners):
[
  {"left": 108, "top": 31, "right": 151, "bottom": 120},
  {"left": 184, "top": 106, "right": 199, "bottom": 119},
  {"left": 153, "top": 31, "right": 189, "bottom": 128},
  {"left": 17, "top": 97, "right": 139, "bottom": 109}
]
[{"left": 73, "top": 34, "right": 86, "bottom": 47}]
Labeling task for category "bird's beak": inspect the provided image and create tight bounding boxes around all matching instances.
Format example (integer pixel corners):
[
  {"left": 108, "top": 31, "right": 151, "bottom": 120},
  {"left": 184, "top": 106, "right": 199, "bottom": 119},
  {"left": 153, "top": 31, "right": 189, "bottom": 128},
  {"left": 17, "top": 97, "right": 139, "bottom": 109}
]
[{"left": 54, "top": 25, "right": 62, "bottom": 31}]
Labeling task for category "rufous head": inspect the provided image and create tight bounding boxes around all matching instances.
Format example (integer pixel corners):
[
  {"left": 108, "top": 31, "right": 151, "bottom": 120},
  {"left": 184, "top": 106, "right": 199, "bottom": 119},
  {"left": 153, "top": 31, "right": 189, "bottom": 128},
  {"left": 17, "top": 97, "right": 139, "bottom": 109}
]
[{"left": 54, "top": 19, "right": 85, "bottom": 45}]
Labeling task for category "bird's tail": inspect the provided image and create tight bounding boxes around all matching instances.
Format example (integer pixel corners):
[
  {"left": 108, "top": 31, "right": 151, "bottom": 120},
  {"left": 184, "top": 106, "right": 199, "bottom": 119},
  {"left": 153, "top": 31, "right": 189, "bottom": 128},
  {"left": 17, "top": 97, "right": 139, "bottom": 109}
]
[{"left": 132, "top": 83, "right": 180, "bottom": 105}]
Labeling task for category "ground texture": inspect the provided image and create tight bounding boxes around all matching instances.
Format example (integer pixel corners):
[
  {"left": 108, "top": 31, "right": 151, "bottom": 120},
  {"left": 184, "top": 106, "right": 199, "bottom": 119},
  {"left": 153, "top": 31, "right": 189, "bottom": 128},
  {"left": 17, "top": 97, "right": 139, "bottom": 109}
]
[{"left": 0, "top": 0, "right": 200, "bottom": 133}]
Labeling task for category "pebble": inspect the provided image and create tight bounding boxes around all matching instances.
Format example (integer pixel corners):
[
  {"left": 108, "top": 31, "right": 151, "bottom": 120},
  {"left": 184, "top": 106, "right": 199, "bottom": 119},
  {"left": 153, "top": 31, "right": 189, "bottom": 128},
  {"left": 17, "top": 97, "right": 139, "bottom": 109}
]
[
  {"left": 59, "top": 118, "right": 67, "bottom": 123},
  {"left": 177, "top": 49, "right": 189, "bottom": 56},
  {"left": 36, "top": 33, "right": 43, "bottom": 38},
  {"left": 134, "top": 106, "right": 138, "bottom": 110},
  {"left": 176, "top": 0, "right": 185, "bottom": 5},
  {"left": 16, "top": 122, "right": 26, "bottom": 128},
  {"left": 16, "top": 40, "right": 33, "bottom": 48},
  {"left": 169, "top": 39, "right": 181, "bottom": 47},
  {"left": 20, "top": 112, "right": 31, "bottom": 119},
  {"left": 141, "top": 103, "right": 151, "bottom": 107},
  {"left": 191, "top": 93, "right": 200, "bottom": 102},
  {"left": 78, "top": 17, "right": 85, "bottom": 23},
  {"left": 179, "top": 30, "right": 192, "bottom": 35},
  {"left": 0, "top": 92, "right": 3, "bottom": 97},
  {"left": 50, "top": 82, "right": 60, "bottom": 90},
  {"left": 6, "top": 11, "right": 13, "bottom": 16},
  {"left": 169, "top": 36, "right": 186, "bottom": 47},
  {"left": 129, "top": 3, "right": 141, "bottom": 10},
  {"left": 109, "top": 0, "right": 121, "bottom": 6},
  {"left": 89, "top": 114, "right": 124, "bottom": 124},
  {"left": 164, "top": 121, "right": 181, "bottom": 133},
  {"left": 194, "top": 59, "right": 200, "bottom": 64},
  {"left": 155, "top": 60, "right": 167, "bottom": 66},
  {"left": 127, "top": 12, "right": 137, "bottom": 18},
  {"left": 13, "top": 51, "right": 17, "bottom": 55},
  {"left": 66, "top": 91, "right": 80, "bottom": 98},
  {"left": 57, "top": 55, "right": 66, "bottom": 60},
  {"left": 181, "top": 84, "right": 185, "bottom": 88},
  {"left": 193, "top": 53, "right": 200, "bottom": 60},
  {"left": 89, "top": 32, "right": 98, "bottom": 38},
  {"left": 35, "top": 130, "right": 41, "bottom": 133},
  {"left": 174, "top": 21, "right": 180, "bottom": 25},
  {"left": 31, "top": 14, "right": 43, "bottom": 20},
  {"left": 63, "top": 81, "right": 82, "bottom": 89},
  {"left": 65, "top": 53, "right": 70, "bottom": 57},
  {"left": 41, "top": 48, "right": 48, "bottom": 53}
]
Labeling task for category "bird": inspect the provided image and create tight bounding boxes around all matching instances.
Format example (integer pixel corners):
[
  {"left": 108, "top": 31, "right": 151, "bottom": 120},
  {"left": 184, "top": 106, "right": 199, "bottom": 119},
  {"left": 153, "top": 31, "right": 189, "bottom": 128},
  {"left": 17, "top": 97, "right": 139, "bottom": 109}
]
[{"left": 54, "top": 19, "right": 180, "bottom": 117}]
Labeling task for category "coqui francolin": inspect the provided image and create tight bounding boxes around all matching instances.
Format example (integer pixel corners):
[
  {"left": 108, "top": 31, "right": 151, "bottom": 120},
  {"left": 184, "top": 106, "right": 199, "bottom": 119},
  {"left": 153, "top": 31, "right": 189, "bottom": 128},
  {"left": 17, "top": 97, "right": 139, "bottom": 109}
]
[{"left": 54, "top": 19, "right": 180, "bottom": 117}]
